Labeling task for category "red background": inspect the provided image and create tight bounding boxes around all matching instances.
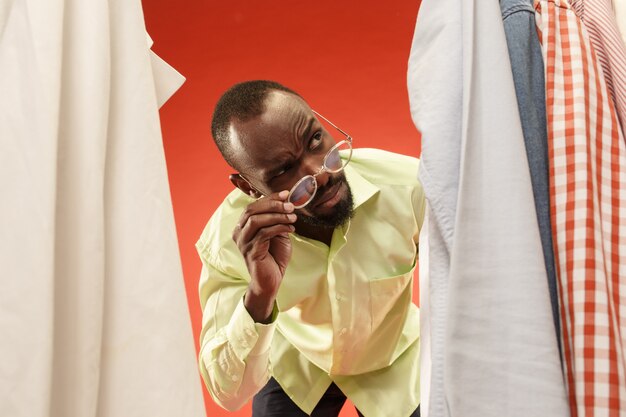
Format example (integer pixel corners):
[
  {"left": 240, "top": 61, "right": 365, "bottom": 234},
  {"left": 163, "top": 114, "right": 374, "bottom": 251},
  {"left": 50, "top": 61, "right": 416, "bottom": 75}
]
[{"left": 142, "top": 1, "right": 422, "bottom": 416}]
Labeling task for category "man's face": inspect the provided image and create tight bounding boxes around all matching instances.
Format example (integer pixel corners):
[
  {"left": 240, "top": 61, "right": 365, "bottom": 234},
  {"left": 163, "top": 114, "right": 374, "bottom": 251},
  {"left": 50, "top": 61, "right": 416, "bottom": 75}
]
[{"left": 230, "top": 91, "right": 354, "bottom": 228}]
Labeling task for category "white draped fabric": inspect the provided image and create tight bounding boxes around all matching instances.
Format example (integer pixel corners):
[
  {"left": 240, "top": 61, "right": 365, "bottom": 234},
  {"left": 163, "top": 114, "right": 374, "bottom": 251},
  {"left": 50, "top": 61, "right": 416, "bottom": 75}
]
[
  {"left": 407, "top": 0, "right": 569, "bottom": 416},
  {"left": 0, "top": 1, "right": 204, "bottom": 416}
]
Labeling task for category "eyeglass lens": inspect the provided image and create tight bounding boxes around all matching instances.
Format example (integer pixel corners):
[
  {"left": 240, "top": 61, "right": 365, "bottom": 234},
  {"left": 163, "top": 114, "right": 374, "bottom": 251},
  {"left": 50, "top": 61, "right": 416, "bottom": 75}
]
[{"left": 288, "top": 141, "right": 352, "bottom": 208}]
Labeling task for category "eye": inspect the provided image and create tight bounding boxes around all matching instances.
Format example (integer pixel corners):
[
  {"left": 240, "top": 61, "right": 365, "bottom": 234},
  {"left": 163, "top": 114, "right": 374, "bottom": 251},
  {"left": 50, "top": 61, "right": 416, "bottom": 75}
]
[
  {"left": 273, "top": 164, "right": 292, "bottom": 178},
  {"left": 309, "top": 131, "right": 323, "bottom": 150}
]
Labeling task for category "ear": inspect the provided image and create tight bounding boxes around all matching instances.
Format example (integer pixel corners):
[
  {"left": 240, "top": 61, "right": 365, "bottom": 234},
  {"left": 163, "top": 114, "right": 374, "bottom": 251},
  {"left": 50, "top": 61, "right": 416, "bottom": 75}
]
[{"left": 230, "top": 174, "right": 263, "bottom": 198}]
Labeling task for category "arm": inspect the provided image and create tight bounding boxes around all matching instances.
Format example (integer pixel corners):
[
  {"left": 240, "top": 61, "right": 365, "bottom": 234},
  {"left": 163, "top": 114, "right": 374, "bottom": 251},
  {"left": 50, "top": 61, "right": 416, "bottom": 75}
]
[
  {"left": 197, "top": 191, "right": 295, "bottom": 410},
  {"left": 197, "top": 265, "right": 277, "bottom": 411},
  {"left": 235, "top": 190, "right": 295, "bottom": 324}
]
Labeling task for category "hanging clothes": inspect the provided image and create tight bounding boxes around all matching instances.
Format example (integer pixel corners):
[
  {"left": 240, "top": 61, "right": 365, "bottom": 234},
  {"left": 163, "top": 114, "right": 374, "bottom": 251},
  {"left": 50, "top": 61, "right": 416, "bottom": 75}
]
[
  {"left": 534, "top": 0, "right": 626, "bottom": 415},
  {"left": 500, "top": 0, "right": 562, "bottom": 357},
  {"left": 0, "top": 1, "right": 204, "bottom": 417},
  {"left": 408, "top": 0, "right": 569, "bottom": 416},
  {"left": 407, "top": 0, "right": 462, "bottom": 414},
  {"left": 569, "top": 0, "right": 626, "bottom": 138},
  {"left": 614, "top": 0, "right": 626, "bottom": 45}
]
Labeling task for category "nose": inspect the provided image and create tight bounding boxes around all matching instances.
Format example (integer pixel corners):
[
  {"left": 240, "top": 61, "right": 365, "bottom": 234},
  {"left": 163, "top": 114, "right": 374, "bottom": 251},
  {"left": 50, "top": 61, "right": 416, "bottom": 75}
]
[{"left": 300, "top": 154, "right": 330, "bottom": 189}]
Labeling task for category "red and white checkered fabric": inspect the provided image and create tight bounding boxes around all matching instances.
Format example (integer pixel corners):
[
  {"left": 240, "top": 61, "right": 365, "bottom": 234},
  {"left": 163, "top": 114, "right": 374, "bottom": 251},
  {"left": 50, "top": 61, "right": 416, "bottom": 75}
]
[{"left": 535, "top": 0, "right": 626, "bottom": 416}]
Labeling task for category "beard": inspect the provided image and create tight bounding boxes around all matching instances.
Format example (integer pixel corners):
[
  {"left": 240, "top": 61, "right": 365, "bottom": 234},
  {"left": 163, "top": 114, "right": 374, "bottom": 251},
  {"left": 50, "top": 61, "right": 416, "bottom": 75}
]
[{"left": 296, "top": 173, "right": 355, "bottom": 228}]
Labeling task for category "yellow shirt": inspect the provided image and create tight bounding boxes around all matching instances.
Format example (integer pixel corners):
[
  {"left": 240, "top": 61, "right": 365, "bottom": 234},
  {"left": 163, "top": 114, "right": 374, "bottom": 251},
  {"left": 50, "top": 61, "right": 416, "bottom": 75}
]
[{"left": 197, "top": 149, "right": 425, "bottom": 416}]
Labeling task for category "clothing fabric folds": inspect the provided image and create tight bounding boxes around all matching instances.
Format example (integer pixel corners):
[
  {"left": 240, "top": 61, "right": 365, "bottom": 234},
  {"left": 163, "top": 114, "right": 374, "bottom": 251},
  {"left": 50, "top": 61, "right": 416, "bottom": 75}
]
[
  {"left": 0, "top": 1, "right": 204, "bottom": 417},
  {"left": 570, "top": 0, "right": 626, "bottom": 139},
  {"left": 535, "top": 0, "right": 626, "bottom": 414},
  {"left": 407, "top": 0, "right": 569, "bottom": 416},
  {"left": 501, "top": 0, "right": 562, "bottom": 356}
]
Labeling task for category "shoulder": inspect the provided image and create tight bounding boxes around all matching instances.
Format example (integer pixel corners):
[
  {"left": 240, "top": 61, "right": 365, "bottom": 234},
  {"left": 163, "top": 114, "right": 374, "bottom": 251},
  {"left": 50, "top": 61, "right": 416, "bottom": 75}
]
[
  {"left": 347, "top": 148, "right": 420, "bottom": 187},
  {"left": 195, "top": 188, "right": 252, "bottom": 264},
  {"left": 348, "top": 149, "right": 425, "bottom": 227}
]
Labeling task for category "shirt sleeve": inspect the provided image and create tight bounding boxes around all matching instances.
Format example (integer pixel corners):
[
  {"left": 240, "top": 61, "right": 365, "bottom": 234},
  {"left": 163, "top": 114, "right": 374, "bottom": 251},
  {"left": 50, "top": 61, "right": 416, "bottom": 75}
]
[
  {"left": 412, "top": 163, "right": 427, "bottom": 245},
  {"left": 197, "top": 262, "right": 277, "bottom": 411}
]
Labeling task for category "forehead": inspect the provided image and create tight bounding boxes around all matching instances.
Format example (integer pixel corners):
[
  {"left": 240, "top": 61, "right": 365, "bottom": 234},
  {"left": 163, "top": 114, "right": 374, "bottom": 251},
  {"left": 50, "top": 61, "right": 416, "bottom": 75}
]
[{"left": 229, "top": 90, "right": 315, "bottom": 176}]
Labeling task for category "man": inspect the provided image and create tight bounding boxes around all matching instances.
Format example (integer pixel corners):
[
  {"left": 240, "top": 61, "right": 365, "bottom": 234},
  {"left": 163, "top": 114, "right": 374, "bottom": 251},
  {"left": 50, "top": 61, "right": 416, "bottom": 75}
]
[{"left": 197, "top": 80, "right": 424, "bottom": 417}]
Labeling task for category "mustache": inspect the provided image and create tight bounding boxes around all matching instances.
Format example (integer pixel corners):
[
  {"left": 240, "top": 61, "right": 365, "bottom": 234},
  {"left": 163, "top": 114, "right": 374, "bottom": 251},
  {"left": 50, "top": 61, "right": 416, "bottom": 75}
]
[{"left": 309, "top": 173, "right": 346, "bottom": 206}]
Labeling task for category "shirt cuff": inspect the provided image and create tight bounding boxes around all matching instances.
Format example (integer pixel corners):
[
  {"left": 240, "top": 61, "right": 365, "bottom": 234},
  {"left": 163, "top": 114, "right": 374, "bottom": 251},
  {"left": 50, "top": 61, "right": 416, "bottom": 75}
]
[{"left": 226, "top": 298, "right": 277, "bottom": 361}]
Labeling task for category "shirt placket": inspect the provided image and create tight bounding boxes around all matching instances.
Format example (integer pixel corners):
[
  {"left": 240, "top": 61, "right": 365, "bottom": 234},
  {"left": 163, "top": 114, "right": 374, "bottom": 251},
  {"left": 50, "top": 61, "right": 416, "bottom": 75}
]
[{"left": 327, "top": 221, "right": 368, "bottom": 375}]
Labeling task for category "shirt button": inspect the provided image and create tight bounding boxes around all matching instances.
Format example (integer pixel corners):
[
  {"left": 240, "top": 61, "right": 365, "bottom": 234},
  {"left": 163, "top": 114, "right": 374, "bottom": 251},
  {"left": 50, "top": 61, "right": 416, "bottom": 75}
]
[
  {"left": 231, "top": 375, "right": 239, "bottom": 382},
  {"left": 340, "top": 328, "right": 347, "bottom": 335},
  {"left": 335, "top": 293, "right": 343, "bottom": 300}
]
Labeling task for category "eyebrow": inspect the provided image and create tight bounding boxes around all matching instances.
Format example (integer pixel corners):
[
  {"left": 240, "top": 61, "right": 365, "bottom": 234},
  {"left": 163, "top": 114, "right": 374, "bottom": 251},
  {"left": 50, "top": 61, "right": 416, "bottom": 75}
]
[
  {"left": 300, "top": 117, "right": 315, "bottom": 144},
  {"left": 264, "top": 117, "right": 316, "bottom": 181}
]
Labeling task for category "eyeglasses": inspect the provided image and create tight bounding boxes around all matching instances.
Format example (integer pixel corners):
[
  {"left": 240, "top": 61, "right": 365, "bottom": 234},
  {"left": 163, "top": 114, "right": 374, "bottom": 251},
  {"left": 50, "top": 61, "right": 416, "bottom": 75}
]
[
  {"left": 287, "top": 111, "right": 353, "bottom": 208},
  {"left": 241, "top": 111, "right": 353, "bottom": 209}
]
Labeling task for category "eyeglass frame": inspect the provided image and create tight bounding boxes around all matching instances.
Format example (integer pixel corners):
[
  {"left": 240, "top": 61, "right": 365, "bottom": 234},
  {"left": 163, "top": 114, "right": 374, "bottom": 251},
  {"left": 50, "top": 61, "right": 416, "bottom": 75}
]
[{"left": 239, "top": 110, "right": 353, "bottom": 209}]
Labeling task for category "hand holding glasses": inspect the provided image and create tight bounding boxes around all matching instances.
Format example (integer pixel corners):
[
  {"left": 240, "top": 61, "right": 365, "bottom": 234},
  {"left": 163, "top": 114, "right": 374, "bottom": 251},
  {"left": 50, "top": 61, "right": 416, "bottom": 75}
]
[{"left": 234, "top": 111, "right": 353, "bottom": 322}]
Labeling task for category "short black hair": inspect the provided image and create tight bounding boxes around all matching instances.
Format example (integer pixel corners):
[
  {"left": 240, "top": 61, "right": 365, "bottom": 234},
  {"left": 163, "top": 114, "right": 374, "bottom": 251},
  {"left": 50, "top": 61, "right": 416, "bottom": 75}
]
[{"left": 211, "top": 80, "right": 301, "bottom": 168}]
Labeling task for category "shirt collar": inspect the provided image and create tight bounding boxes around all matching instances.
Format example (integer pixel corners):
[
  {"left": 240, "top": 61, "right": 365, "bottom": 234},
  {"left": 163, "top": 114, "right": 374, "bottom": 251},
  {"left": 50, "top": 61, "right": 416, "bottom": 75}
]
[{"left": 343, "top": 163, "right": 379, "bottom": 209}]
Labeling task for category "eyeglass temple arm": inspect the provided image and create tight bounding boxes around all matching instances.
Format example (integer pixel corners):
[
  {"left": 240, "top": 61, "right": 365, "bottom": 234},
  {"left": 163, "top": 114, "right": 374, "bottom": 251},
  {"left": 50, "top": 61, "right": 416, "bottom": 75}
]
[{"left": 312, "top": 110, "right": 352, "bottom": 140}]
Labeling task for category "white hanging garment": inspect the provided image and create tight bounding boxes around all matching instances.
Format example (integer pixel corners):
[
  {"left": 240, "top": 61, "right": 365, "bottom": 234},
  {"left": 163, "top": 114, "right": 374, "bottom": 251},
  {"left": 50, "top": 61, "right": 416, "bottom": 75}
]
[
  {"left": 407, "top": 0, "right": 569, "bottom": 416},
  {"left": 0, "top": 1, "right": 204, "bottom": 416},
  {"left": 407, "top": 0, "right": 462, "bottom": 412},
  {"left": 146, "top": 33, "right": 185, "bottom": 108}
]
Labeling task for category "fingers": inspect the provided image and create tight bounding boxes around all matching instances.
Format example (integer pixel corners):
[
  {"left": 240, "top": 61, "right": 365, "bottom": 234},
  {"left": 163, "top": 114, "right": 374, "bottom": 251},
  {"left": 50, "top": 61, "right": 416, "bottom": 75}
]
[
  {"left": 248, "top": 223, "right": 295, "bottom": 244},
  {"left": 241, "top": 190, "right": 294, "bottom": 221},
  {"left": 238, "top": 213, "right": 296, "bottom": 242},
  {"left": 233, "top": 190, "right": 297, "bottom": 245}
]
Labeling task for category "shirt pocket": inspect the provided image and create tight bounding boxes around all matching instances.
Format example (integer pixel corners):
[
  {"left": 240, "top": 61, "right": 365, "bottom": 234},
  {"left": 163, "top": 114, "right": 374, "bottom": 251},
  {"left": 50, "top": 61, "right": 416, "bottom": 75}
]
[{"left": 369, "top": 260, "right": 416, "bottom": 331}]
